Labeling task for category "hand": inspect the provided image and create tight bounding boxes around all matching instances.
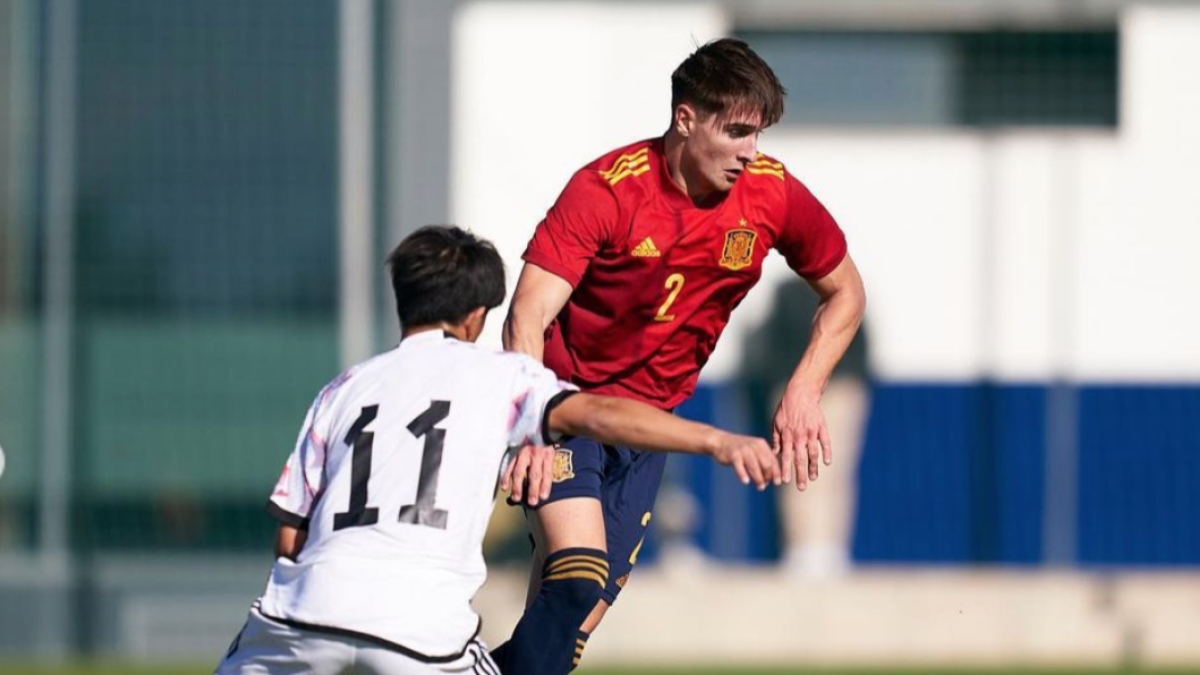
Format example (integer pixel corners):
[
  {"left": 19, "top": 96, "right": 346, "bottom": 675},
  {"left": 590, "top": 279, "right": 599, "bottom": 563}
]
[
  {"left": 772, "top": 384, "right": 832, "bottom": 491},
  {"left": 501, "top": 444, "right": 556, "bottom": 506},
  {"left": 709, "top": 432, "right": 780, "bottom": 491}
]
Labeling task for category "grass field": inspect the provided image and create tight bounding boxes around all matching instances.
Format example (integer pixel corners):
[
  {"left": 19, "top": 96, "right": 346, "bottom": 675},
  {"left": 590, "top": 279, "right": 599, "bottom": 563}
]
[{"left": 1, "top": 666, "right": 1196, "bottom": 675}]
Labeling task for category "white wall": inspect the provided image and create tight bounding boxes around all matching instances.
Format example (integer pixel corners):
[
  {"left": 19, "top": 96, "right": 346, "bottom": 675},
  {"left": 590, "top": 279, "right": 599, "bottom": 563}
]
[
  {"left": 452, "top": 2, "right": 1200, "bottom": 384},
  {"left": 452, "top": 1, "right": 726, "bottom": 347}
]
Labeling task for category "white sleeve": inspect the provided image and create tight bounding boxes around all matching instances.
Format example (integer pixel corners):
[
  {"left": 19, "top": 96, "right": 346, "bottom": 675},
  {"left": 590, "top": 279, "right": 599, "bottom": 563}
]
[
  {"left": 505, "top": 356, "right": 579, "bottom": 448},
  {"left": 267, "top": 389, "right": 332, "bottom": 529}
]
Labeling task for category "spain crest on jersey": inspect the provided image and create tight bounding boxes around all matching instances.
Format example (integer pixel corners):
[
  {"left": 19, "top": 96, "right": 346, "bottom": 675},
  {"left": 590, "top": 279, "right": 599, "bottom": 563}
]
[
  {"left": 719, "top": 227, "right": 757, "bottom": 271},
  {"left": 553, "top": 448, "right": 575, "bottom": 483}
]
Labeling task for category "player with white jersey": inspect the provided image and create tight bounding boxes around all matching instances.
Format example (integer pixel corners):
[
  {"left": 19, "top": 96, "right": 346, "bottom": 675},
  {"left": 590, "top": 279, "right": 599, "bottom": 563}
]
[{"left": 215, "top": 226, "right": 780, "bottom": 675}]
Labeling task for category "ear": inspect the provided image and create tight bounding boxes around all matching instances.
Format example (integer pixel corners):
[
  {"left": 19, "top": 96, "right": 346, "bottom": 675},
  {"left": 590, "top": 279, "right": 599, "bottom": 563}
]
[
  {"left": 463, "top": 306, "right": 488, "bottom": 343},
  {"left": 673, "top": 103, "right": 697, "bottom": 138}
]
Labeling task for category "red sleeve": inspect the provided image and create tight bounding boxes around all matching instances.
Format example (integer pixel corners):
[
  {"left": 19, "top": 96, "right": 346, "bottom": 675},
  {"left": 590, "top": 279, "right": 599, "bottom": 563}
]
[
  {"left": 776, "top": 174, "right": 847, "bottom": 280},
  {"left": 522, "top": 169, "right": 620, "bottom": 288}
]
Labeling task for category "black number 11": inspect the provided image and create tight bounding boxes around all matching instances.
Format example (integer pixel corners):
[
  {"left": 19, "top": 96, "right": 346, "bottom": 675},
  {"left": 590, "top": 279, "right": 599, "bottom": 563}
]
[{"left": 332, "top": 401, "right": 451, "bottom": 532}]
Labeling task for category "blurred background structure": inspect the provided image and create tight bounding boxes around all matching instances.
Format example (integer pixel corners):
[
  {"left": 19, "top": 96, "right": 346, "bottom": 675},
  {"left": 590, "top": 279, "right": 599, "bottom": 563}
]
[{"left": 1, "top": 0, "right": 1199, "bottom": 669}]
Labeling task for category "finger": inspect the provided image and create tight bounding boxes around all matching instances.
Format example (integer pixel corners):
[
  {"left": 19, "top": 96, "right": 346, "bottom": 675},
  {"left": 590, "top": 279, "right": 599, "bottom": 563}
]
[
  {"left": 510, "top": 451, "right": 530, "bottom": 502},
  {"left": 527, "top": 449, "right": 545, "bottom": 506},
  {"left": 792, "top": 435, "right": 808, "bottom": 492},
  {"left": 820, "top": 424, "right": 833, "bottom": 466},
  {"left": 763, "top": 444, "right": 782, "bottom": 485},
  {"left": 778, "top": 429, "right": 795, "bottom": 485},
  {"left": 745, "top": 450, "right": 766, "bottom": 490},
  {"left": 808, "top": 435, "right": 821, "bottom": 482},
  {"left": 539, "top": 449, "right": 554, "bottom": 501},
  {"left": 756, "top": 446, "right": 779, "bottom": 486},
  {"left": 500, "top": 454, "right": 515, "bottom": 492},
  {"left": 733, "top": 456, "right": 750, "bottom": 486},
  {"left": 786, "top": 429, "right": 805, "bottom": 490}
]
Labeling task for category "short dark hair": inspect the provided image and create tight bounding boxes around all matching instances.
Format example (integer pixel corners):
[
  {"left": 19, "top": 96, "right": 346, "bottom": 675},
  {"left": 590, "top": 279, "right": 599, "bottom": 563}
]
[
  {"left": 670, "top": 38, "right": 786, "bottom": 127},
  {"left": 386, "top": 225, "right": 506, "bottom": 329}
]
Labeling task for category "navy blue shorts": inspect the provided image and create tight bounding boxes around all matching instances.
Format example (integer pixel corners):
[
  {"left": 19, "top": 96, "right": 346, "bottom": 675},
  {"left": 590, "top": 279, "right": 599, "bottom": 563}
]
[{"left": 539, "top": 435, "right": 667, "bottom": 605}]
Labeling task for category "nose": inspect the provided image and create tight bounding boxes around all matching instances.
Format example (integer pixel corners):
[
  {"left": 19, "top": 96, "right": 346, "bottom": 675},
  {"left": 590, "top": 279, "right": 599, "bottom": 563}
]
[{"left": 737, "top": 135, "right": 758, "bottom": 164}]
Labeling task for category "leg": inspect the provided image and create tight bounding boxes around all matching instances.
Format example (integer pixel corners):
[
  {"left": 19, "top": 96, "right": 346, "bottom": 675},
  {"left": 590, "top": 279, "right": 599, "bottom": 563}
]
[
  {"left": 492, "top": 437, "right": 611, "bottom": 675},
  {"left": 572, "top": 448, "right": 667, "bottom": 669},
  {"left": 214, "top": 606, "right": 353, "bottom": 675},
  {"left": 495, "top": 441, "right": 667, "bottom": 675},
  {"left": 493, "top": 497, "right": 608, "bottom": 675}
]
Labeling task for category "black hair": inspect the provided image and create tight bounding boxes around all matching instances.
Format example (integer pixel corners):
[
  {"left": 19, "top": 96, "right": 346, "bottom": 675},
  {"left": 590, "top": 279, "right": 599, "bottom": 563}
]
[{"left": 386, "top": 225, "right": 506, "bottom": 329}]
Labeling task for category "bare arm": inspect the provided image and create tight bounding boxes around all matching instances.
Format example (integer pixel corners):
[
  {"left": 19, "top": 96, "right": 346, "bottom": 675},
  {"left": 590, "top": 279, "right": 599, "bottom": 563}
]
[
  {"left": 274, "top": 524, "right": 307, "bottom": 561},
  {"left": 774, "top": 254, "right": 866, "bottom": 490},
  {"left": 791, "top": 254, "right": 866, "bottom": 397},
  {"left": 551, "top": 393, "right": 780, "bottom": 489},
  {"left": 499, "top": 263, "right": 576, "bottom": 504},
  {"left": 503, "top": 263, "right": 574, "bottom": 360}
]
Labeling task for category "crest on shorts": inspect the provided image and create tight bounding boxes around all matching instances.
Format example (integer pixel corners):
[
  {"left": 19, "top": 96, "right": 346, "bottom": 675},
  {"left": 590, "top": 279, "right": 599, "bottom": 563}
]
[
  {"left": 719, "top": 222, "right": 757, "bottom": 271},
  {"left": 552, "top": 448, "right": 575, "bottom": 483}
]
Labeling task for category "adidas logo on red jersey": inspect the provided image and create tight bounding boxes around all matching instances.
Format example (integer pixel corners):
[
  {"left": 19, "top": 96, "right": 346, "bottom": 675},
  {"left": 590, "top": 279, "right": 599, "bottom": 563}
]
[{"left": 631, "top": 237, "right": 661, "bottom": 257}]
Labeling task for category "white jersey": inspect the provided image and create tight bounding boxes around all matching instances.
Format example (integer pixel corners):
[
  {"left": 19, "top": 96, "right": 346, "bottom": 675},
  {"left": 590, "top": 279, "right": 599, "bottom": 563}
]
[{"left": 257, "top": 330, "right": 575, "bottom": 661}]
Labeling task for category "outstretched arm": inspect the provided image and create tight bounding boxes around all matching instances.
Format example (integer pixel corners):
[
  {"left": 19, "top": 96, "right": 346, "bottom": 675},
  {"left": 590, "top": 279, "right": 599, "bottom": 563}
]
[
  {"left": 774, "top": 254, "right": 866, "bottom": 491},
  {"left": 550, "top": 393, "right": 780, "bottom": 489}
]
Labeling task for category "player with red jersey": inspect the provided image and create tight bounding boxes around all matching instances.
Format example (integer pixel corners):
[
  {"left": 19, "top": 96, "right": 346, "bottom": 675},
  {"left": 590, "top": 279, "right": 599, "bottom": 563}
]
[
  {"left": 493, "top": 39, "right": 866, "bottom": 675},
  {"left": 527, "top": 137, "right": 846, "bottom": 409}
]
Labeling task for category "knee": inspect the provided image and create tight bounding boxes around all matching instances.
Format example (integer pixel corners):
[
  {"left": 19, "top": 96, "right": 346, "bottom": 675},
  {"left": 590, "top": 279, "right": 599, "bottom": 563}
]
[{"left": 535, "top": 547, "right": 608, "bottom": 626}]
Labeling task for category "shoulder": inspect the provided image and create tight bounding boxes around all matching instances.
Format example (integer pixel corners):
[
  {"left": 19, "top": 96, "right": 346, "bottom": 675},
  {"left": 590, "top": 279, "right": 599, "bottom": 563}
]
[
  {"left": 550, "top": 140, "right": 657, "bottom": 216},
  {"left": 739, "top": 152, "right": 789, "bottom": 195},
  {"left": 304, "top": 351, "right": 384, "bottom": 421},
  {"left": 740, "top": 152, "right": 826, "bottom": 212},
  {"left": 492, "top": 349, "right": 551, "bottom": 378},
  {"left": 586, "top": 138, "right": 658, "bottom": 193},
  {"left": 323, "top": 349, "right": 396, "bottom": 396},
  {"left": 439, "top": 340, "right": 545, "bottom": 376}
]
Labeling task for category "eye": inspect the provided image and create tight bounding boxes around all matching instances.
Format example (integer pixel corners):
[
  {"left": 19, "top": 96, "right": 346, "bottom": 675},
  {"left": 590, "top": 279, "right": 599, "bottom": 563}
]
[{"left": 727, "top": 125, "right": 760, "bottom": 139}]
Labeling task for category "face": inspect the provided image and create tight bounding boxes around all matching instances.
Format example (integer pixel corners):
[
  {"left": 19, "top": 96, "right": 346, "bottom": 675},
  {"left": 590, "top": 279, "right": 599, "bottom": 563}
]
[{"left": 677, "top": 105, "right": 763, "bottom": 198}]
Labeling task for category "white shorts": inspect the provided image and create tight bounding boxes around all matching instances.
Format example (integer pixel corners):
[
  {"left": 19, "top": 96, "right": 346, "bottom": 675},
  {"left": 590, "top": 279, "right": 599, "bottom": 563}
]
[{"left": 214, "top": 607, "right": 499, "bottom": 675}]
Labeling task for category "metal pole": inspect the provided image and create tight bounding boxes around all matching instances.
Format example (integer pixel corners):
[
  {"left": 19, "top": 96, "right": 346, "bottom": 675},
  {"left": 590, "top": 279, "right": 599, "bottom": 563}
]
[
  {"left": 338, "top": 0, "right": 375, "bottom": 368},
  {"left": 1042, "top": 135, "right": 1080, "bottom": 566},
  {"left": 40, "top": 0, "right": 76, "bottom": 569},
  {"left": 37, "top": 0, "right": 78, "bottom": 656},
  {"left": 973, "top": 131, "right": 1001, "bottom": 564},
  {"left": 2, "top": 0, "right": 36, "bottom": 309},
  {"left": 382, "top": 0, "right": 458, "bottom": 344}
]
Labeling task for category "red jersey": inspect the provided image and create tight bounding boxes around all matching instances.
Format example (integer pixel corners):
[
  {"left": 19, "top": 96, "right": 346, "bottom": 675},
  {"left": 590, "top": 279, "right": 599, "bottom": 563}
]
[{"left": 523, "top": 138, "right": 846, "bottom": 409}]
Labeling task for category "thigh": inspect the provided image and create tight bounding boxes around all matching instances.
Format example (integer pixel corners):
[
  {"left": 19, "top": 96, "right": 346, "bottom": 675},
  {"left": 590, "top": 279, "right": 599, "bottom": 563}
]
[
  {"left": 598, "top": 448, "right": 667, "bottom": 604},
  {"left": 526, "top": 439, "right": 668, "bottom": 605},
  {"left": 214, "top": 607, "right": 353, "bottom": 675},
  {"left": 527, "top": 435, "right": 611, "bottom": 554}
]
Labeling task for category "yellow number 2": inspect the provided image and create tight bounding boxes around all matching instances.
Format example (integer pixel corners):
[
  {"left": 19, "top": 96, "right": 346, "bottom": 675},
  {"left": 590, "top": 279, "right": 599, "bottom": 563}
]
[
  {"left": 629, "top": 512, "right": 653, "bottom": 564},
  {"left": 654, "top": 273, "right": 685, "bottom": 322}
]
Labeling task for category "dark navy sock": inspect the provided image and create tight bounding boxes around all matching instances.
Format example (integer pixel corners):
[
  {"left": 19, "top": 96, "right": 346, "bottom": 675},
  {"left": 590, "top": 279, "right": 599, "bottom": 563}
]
[{"left": 492, "top": 548, "right": 608, "bottom": 675}]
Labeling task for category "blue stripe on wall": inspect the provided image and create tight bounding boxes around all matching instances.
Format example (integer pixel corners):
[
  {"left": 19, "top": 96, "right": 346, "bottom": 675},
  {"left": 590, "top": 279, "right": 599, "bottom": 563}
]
[
  {"left": 1078, "top": 386, "right": 1200, "bottom": 565},
  {"left": 655, "top": 382, "right": 1200, "bottom": 566}
]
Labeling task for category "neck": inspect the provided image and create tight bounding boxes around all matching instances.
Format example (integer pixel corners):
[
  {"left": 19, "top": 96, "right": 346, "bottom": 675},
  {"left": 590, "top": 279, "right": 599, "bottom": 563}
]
[
  {"left": 402, "top": 322, "right": 470, "bottom": 342},
  {"left": 662, "top": 130, "right": 721, "bottom": 208}
]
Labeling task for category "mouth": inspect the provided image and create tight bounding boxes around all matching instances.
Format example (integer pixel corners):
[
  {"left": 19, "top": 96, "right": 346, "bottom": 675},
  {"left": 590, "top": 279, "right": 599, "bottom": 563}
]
[{"left": 724, "top": 168, "right": 743, "bottom": 180}]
